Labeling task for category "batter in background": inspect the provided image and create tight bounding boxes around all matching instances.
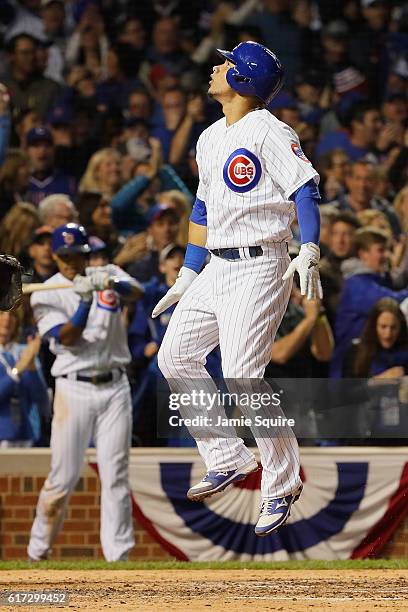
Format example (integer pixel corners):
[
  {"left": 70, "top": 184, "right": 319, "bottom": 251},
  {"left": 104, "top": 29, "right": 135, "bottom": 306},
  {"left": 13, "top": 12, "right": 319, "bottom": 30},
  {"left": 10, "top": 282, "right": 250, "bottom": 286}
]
[
  {"left": 153, "top": 42, "right": 323, "bottom": 536},
  {"left": 27, "top": 223, "right": 143, "bottom": 561}
]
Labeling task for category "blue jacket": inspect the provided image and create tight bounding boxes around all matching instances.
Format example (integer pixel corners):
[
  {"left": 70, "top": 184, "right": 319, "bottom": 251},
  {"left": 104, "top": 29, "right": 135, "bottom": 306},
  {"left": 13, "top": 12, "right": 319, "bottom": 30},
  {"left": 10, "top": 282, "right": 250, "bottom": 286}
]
[
  {"left": 330, "top": 258, "right": 408, "bottom": 378},
  {"left": 111, "top": 166, "right": 193, "bottom": 236},
  {"left": 0, "top": 344, "right": 49, "bottom": 442},
  {"left": 0, "top": 114, "right": 11, "bottom": 168},
  {"left": 128, "top": 277, "right": 222, "bottom": 378}
]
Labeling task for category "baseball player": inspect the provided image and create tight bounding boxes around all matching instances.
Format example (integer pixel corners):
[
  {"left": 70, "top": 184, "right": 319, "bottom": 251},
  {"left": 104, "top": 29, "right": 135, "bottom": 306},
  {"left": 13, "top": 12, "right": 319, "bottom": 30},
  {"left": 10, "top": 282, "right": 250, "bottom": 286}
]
[
  {"left": 27, "top": 223, "right": 143, "bottom": 561},
  {"left": 153, "top": 42, "right": 322, "bottom": 536}
]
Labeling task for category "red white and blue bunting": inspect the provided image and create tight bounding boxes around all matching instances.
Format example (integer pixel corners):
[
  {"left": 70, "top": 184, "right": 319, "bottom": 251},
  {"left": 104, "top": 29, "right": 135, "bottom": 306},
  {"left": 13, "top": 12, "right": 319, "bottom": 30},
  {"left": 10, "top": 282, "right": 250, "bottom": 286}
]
[{"left": 124, "top": 449, "right": 408, "bottom": 561}]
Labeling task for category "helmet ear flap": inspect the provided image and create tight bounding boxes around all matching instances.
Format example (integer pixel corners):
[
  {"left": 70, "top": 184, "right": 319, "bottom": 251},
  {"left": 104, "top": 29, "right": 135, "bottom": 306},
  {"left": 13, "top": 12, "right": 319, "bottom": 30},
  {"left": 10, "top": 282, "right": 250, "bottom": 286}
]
[{"left": 226, "top": 65, "right": 255, "bottom": 96}]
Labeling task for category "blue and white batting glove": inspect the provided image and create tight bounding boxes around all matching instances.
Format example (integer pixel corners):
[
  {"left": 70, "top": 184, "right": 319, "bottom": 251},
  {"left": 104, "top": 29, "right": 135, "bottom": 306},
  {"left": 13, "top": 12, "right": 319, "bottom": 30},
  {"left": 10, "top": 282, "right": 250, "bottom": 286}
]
[
  {"left": 282, "top": 242, "right": 323, "bottom": 300},
  {"left": 152, "top": 266, "right": 197, "bottom": 318}
]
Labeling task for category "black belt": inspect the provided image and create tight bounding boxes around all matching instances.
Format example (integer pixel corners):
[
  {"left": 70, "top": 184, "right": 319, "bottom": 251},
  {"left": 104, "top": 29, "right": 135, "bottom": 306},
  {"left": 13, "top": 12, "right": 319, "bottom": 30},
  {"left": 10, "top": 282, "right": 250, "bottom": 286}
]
[
  {"left": 60, "top": 369, "right": 124, "bottom": 385},
  {"left": 210, "top": 246, "right": 263, "bottom": 261}
]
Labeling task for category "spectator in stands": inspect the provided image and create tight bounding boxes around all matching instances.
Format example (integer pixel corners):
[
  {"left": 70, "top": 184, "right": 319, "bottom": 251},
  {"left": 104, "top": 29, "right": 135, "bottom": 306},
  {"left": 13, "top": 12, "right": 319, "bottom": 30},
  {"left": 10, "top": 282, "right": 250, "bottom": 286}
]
[
  {"left": 0, "top": 82, "right": 11, "bottom": 168},
  {"left": 125, "top": 89, "right": 152, "bottom": 123},
  {"left": 319, "top": 149, "right": 350, "bottom": 202},
  {"left": 77, "top": 191, "right": 118, "bottom": 256},
  {"left": 330, "top": 160, "right": 401, "bottom": 237},
  {"left": 169, "top": 92, "right": 208, "bottom": 171},
  {"left": 316, "top": 101, "right": 382, "bottom": 162},
  {"left": 3, "top": 34, "right": 60, "bottom": 120},
  {"left": 330, "top": 228, "right": 408, "bottom": 378},
  {"left": 26, "top": 126, "right": 76, "bottom": 205},
  {"left": 13, "top": 109, "right": 40, "bottom": 148},
  {"left": 0, "top": 309, "right": 49, "bottom": 448},
  {"left": 157, "top": 190, "right": 191, "bottom": 247},
  {"left": 117, "top": 17, "right": 147, "bottom": 53},
  {"left": 97, "top": 42, "right": 144, "bottom": 113},
  {"left": 318, "top": 204, "right": 339, "bottom": 255},
  {"left": 65, "top": 2, "right": 109, "bottom": 81},
  {"left": 145, "top": 17, "right": 197, "bottom": 88},
  {"left": 152, "top": 87, "right": 187, "bottom": 161},
  {"left": 0, "top": 202, "right": 40, "bottom": 258},
  {"left": 79, "top": 147, "right": 121, "bottom": 197},
  {"left": 319, "top": 211, "right": 361, "bottom": 328},
  {"left": 25, "top": 226, "right": 56, "bottom": 283},
  {"left": 38, "top": 193, "right": 78, "bottom": 229},
  {"left": 124, "top": 204, "right": 181, "bottom": 282},
  {"left": 344, "top": 297, "right": 408, "bottom": 378},
  {"left": 265, "top": 290, "right": 334, "bottom": 379},
  {"left": 0, "top": 149, "right": 30, "bottom": 219}
]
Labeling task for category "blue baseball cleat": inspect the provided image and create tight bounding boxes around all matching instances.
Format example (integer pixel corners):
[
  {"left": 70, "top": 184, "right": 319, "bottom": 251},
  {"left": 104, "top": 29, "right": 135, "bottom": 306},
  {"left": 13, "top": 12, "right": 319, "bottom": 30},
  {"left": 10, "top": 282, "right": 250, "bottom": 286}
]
[
  {"left": 255, "top": 484, "right": 303, "bottom": 536},
  {"left": 187, "top": 459, "right": 259, "bottom": 501}
]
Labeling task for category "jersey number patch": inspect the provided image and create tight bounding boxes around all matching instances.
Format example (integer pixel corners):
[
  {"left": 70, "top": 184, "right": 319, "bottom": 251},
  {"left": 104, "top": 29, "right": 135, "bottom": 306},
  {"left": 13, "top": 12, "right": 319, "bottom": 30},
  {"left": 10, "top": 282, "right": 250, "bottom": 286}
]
[{"left": 223, "top": 148, "right": 262, "bottom": 193}]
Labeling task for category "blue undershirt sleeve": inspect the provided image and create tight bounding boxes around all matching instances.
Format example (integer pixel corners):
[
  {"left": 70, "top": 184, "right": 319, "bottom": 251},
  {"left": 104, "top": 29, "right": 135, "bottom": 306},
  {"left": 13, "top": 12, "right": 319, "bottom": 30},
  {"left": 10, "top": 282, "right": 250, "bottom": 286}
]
[
  {"left": 289, "top": 179, "right": 321, "bottom": 245},
  {"left": 190, "top": 197, "right": 207, "bottom": 226}
]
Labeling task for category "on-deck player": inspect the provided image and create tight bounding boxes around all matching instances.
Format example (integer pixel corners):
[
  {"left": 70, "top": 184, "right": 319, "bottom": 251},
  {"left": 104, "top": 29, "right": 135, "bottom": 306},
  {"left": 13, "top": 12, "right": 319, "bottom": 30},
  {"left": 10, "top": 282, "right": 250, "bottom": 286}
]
[
  {"left": 27, "top": 223, "right": 143, "bottom": 561},
  {"left": 153, "top": 42, "right": 322, "bottom": 536}
]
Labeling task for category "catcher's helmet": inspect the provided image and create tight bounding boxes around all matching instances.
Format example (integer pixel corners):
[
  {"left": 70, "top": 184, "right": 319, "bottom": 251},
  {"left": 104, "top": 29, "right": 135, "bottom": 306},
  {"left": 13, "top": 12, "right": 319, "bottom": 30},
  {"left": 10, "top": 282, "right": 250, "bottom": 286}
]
[
  {"left": 216, "top": 41, "right": 284, "bottom": 104},
  {"left": 52, "top": 223, "right": 91, "bottom": 255}
]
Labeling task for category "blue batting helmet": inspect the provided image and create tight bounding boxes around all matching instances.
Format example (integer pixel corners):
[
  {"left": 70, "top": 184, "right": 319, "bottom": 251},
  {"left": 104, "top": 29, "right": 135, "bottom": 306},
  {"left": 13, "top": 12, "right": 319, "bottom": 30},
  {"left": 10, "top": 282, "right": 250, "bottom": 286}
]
[
  {"left": 216, "top": 41, "right": 284, "bottom": 104},
  {"left": 52, "top": 223, "right": 91, "bottom": 255}
]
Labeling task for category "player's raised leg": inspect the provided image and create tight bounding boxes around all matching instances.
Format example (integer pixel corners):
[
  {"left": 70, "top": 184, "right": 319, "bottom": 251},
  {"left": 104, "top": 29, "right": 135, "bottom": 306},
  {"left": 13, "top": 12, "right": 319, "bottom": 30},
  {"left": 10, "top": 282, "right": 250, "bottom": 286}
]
[
  {"left": 28, "top": 378, "right": 94, "bottom": 561},
  {"left": 93, "top": 377, "right": 134, "bottom": 561}
]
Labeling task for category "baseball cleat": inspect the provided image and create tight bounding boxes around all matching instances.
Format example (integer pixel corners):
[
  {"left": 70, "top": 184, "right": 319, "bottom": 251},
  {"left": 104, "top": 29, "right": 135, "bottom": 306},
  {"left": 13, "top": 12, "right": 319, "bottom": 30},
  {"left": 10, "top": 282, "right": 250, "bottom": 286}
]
[
  {"left": 255, "top": 484, "right": 303, "bottom": 536},
  {"left": 187, "top": 459, "right": 259, "bottom": 502}
]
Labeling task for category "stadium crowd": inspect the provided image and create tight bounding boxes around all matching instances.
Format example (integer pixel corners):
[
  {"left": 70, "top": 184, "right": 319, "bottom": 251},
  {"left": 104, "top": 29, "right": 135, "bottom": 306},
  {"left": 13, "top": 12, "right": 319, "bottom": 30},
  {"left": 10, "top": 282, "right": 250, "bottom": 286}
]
[{"left": 0, "top": 0, "right": 407, "bottom": 447}]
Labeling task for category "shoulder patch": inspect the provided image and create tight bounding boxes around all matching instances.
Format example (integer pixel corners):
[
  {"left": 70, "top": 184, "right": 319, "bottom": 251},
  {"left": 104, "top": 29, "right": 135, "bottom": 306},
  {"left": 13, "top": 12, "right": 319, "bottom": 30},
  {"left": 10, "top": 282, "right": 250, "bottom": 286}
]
[
  {"left": 291, "top": 142, "right": 311, "bottom": 163},
  {"left": 223, "top": 148, "right": 262, "bottom": 193},
  {"left": 96, "top": 290, "right": 119, "bottom": 312}
]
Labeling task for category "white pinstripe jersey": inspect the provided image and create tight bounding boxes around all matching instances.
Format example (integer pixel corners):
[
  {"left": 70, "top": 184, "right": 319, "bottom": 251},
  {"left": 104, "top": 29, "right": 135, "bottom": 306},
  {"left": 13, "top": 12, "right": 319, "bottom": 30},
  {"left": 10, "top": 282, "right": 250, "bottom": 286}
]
[
  {"left": 196, "top": 108, "right": 319, "bottom": 249},
  {"left": 31, "top": 266, "right": 131, "bottom": 377}
]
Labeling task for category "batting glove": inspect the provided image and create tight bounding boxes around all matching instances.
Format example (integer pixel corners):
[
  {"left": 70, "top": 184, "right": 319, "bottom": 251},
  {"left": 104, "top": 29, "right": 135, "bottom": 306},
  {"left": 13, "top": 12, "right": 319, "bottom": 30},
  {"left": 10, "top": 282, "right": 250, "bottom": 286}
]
[
  {"left": 85, "top": 266, "right": 110, "bottom": 291},
  {"left": 152, "top": 266, "right": 197, "bottom": 318},
  {"left": 72, "top": 274, "right": 94, "bottom": 303},
  {"left": 282, "top": 242, "right": 323, "bottom": 300}
]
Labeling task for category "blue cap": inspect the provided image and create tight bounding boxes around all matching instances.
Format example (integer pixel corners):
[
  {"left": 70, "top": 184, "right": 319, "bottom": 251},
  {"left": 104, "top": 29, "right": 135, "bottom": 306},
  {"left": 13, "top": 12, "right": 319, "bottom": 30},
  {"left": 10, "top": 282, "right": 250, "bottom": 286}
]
[
  {"left": 52, "top": 223, "right": 91, "bottom": 255},
  {"left": 88, "top": 235, "right": 108, "bottom": 252},
  {"left": 268, "top": 91, "right": 298, "bottom": 110},
  {"left": 47, "top": 104, "right": 73, "bottom": 126},
  {"left": 147, "top": 204, "right": 180, "bottom": 225},
  {"left": 27, "top": 126, "right": 53, "bottom": 146}
]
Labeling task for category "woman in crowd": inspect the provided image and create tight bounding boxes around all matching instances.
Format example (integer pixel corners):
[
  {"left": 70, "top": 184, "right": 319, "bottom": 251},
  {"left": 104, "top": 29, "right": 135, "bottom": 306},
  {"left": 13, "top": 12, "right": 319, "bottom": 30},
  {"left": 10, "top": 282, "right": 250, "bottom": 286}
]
[
  {"left": 0, "top": 309, "right": 49, "bottom": 447},
  {"left": 77, "top": 191, "right": 118, "bottom": 256},
  {"left": 0, "top": 202, "right": 40, "bottom": 258},
  {"left": 345, "top": 298, "right": 408, "bottom": 378},
  {"left": 0, "top": 149, "right": 30, "bottom": 219}
]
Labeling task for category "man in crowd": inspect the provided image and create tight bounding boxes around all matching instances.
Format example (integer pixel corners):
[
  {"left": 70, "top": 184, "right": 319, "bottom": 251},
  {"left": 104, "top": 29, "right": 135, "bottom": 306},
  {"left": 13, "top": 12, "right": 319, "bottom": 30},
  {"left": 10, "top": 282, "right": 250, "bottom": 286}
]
[
  {"left": 26, "top": 128, "right": 76, "bottom": 205},
  {"left": 329, "top": 160, "right": 401, "bottom": 237},
  {"left": 319, "top": 211, "right": 361, "bottom": 328},
  {"left": 38, "top": 194, "right": 78, "bottom": 229},
  {"left": 3, "top": 34, "right": 60, "bottom": 120},
  {"left": 127, "top": 204, "right": 181, "bottom": 283}
]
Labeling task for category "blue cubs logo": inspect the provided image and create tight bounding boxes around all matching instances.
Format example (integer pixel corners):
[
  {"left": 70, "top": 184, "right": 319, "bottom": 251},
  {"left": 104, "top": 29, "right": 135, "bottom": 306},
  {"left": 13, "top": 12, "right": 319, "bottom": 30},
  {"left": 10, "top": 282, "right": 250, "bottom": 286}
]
[
  {"left": 223, "top": 148, "right": 262, "bottom": 193},
  {"left": 291, "top": 142, "right": 310, "bottom": 163},
  {"left": 96, "top": 289, "right": 119, "bottom": 312}
]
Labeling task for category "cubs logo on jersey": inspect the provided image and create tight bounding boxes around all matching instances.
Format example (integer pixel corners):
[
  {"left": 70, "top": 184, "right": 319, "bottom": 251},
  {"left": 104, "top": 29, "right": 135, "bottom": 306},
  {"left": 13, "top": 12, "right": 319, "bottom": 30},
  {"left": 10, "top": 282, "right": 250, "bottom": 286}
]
[
  {"left": 97, "top": 289, "right": 119, "bottom": 312},
  {"left": 223, "top": 148, "right": 262, "bottom": 193},
  {"left": 291, "top": 142, "right": 310, "bottom": 163}
]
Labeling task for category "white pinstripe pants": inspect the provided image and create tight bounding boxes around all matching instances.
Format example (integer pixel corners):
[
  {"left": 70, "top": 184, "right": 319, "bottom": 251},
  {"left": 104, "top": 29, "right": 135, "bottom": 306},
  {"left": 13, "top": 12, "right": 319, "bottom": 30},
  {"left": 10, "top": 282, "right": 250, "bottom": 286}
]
[
  {"left": 28, "top": 376, "right": 134, "bottom": 562},
  {"left": 158, "top": 248, "right": 301, "bottom": 498}
]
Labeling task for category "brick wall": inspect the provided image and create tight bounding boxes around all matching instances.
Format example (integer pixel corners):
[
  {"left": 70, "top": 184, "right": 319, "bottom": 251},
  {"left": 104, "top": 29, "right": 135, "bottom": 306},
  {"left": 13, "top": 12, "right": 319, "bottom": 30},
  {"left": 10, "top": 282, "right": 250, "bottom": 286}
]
[
  {"left": 0, "top": 472, "right": 171, "bottom": 561},
  {"left": 1, "top": 449, "right": 407, "bottom": 561}
]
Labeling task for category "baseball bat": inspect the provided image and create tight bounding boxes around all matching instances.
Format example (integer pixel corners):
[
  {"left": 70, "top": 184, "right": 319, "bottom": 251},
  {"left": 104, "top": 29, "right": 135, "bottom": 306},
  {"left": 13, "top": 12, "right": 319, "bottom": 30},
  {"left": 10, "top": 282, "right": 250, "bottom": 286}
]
[{"left": 22, "top": 282, "right": 72, "bottom": 294}]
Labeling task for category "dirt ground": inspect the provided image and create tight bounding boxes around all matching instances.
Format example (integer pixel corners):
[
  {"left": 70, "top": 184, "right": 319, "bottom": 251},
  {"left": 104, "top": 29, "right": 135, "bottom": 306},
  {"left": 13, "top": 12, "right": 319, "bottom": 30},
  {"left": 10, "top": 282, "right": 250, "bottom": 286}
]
[{"left": 1, "top": 569, "right": 408, "bottom": 611}]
